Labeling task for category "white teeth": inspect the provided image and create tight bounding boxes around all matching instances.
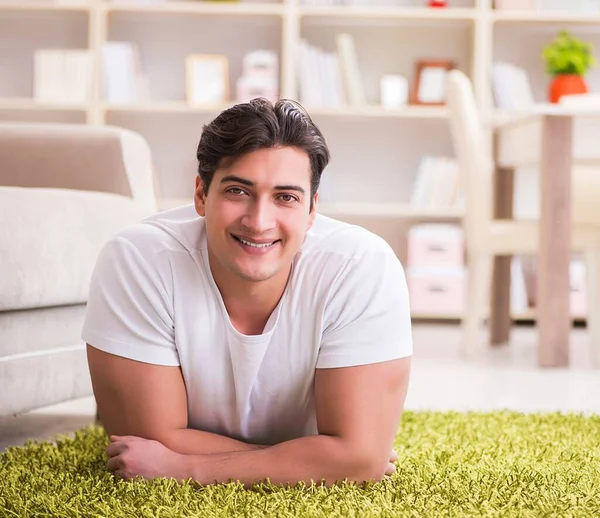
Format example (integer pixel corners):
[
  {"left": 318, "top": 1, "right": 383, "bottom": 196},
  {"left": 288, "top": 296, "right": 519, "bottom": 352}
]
[{"left": 237, "top": 236, "right": 275, "bottom": 248}]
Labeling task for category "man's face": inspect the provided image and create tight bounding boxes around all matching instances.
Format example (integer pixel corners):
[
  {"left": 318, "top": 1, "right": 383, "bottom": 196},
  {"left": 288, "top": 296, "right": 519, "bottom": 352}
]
[{"left": 194, "top": 146, "right": 318, "bottom": 287}]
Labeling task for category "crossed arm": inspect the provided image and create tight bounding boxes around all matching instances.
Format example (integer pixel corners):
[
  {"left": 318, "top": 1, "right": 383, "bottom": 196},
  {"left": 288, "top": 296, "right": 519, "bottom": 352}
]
[{"left": 87, "top": 344, "right": 411, "bottom": 487}]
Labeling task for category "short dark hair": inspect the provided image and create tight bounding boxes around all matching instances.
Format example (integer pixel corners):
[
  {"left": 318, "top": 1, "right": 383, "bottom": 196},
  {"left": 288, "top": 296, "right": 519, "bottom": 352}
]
[{"left": 196, "top": 98, "right": 330, "bottom": 204}]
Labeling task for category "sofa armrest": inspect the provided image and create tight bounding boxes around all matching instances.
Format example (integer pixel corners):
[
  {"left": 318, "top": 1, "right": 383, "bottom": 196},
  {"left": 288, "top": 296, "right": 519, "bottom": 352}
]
[{"left": 0, "top": 123, "right": 156, "bottom": 213}]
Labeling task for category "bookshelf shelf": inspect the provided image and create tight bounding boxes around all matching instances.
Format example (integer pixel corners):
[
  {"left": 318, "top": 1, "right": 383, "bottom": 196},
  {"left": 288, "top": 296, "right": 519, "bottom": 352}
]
[
  {"left": 299, "top": 6, "right": 478, "bottom": 21},
  {"left": 410, "top": 309, "right": 587, "bottom": 322},
  {"left": 0, "top": 97, "right": 88, "bottom": 111},
  {"left": 306, "top": 105, "right": 449, "bottom": 119},
  {"left": 103, "top": 101, "right": 233, "bottom": 114},
  {"left": 104, "top": 103, "right": 448, "bottom": 119},
  {"left": 0, "top": 2, "right": 89, "bottom": 12},
  {"left": 318, "top": 203, "right": 463, "bottom": 219},
  {"left": 106, "top": 2, "right": 284, "bottom": 16},
  {"left": 511, "top": 309, "right": 587, "bottom": 323},
  {"left": 410, "top": 312, "right": 462, "bottom": 321},
  {"left": 492, "top": 11, "right": 600, "bottom": 24}
]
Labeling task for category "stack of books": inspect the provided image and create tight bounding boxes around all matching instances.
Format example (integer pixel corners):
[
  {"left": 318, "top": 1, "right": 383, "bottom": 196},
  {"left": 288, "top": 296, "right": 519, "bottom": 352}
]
[
  {"left": 409, "top": 156, "right": 462, "bottom": 211},
  {"left": 298, "top": 33, "right": 365, "bottom": 108},
  {"left": 34, "top": 49, "right": 94, "bottom": 104},
  {"left": 101, "top": 42, "right": 150, "bottom": 104}
]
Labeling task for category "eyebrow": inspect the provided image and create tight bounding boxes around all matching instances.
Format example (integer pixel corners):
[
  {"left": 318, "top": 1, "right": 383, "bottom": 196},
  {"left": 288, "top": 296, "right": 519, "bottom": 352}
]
[{"left": 220, "top": 175, "right": 306, "bottom": 195}]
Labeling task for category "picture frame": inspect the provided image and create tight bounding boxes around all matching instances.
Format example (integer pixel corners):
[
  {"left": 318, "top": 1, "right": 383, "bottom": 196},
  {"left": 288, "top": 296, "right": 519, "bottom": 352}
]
[
  {"left": 185, "top": 54, "right": 229, "bottom": 106},
  {"left": 411, "top": 59, "right": 455, "bottom": 106}
]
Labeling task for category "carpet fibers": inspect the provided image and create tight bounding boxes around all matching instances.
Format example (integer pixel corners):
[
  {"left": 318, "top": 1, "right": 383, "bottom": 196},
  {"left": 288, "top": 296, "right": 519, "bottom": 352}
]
[{"left": 1, "top": 411, "right": 599, "bottom": 517}]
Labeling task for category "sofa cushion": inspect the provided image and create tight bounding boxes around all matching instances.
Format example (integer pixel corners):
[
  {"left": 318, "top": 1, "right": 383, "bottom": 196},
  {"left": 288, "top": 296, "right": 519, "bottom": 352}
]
[
  {"left": 0, "top": 304, "right": 91, "bottom": 417},
  {"left": 0, "top": 186, "right": 152, "bottom": 311},
  {"left": 0, "top": 345, "right": 91, "bottom": 417},
  {"left": 0, "top": 304, "right": 87, "bottom": 357}
]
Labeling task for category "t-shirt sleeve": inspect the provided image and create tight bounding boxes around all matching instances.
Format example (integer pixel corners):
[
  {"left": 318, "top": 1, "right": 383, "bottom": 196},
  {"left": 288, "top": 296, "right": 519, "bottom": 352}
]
[
  {"left": 81, "top": 236, "right": 179, "bottom": 366},
  {"left": 316, "top": 245, "right": 413, "bottom": 369}
]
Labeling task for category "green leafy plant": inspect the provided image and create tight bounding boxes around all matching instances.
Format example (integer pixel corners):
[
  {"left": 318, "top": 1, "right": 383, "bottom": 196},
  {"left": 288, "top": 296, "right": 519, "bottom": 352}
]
[{"left": 543, "top": 30, "right": 596, "bottom": 76}]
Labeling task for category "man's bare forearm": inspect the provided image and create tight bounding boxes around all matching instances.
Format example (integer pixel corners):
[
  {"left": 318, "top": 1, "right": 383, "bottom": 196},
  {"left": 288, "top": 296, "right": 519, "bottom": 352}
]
[
  {"left": 179, "top": 434, "right": 382, "bottom": 487},
  {"left": 161, "top": 428, "right": 266, "bottom": 455}
]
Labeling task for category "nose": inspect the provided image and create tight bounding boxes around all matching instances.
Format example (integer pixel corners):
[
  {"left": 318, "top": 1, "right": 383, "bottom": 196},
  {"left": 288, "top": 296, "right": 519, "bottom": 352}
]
[{"left": 240, "top": 198, "right": 276, "bottom": 234}]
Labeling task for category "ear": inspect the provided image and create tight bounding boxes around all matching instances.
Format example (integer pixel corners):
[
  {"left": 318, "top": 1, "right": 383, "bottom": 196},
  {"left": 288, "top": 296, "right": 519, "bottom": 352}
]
[
  {"left": 307, "top": 192, "right": 319, "bottom": 230},
  {"left": 194, "top": 176, "right": 207, "bottom": 217}
]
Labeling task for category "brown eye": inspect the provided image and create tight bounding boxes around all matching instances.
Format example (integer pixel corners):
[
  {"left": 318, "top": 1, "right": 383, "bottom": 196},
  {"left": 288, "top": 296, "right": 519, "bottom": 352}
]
[
  {"left": 226, "top": 187, "right": 247, "bottom": 196},
  {"left": 278, "top": 194, "right": 298, "bottom": 203}
]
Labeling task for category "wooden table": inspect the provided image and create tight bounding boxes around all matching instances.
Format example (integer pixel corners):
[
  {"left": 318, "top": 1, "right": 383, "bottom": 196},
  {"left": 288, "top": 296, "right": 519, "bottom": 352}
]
[{"left": 494, "top": 105, "right": 600, "bottom": 368}]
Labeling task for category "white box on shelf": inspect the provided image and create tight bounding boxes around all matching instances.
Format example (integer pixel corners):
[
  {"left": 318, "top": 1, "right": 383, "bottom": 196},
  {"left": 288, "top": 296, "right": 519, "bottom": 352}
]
[
  {"left": 407, "top": 224, "right": 464, "bottom": 268},
  {"left": 380, "top": 75, "right": 408, "bottom": 109},
  {"left": 236, "top": 75, "right": 278, "bottom": 103},
  {"left": 237, "top": 50, "right": 279, "bottom": 103},
  {"left": 407, "top": 266, "right": 466, "bottom": 316},
  {"left": 243, "top": 50, "right": 278, "bottom": 78}
]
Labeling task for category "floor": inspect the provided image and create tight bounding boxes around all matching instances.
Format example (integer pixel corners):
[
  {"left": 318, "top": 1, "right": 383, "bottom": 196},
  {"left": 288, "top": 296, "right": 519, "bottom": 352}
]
[{"left": 1, "top": 323, "right": 599, "bottom": 451}]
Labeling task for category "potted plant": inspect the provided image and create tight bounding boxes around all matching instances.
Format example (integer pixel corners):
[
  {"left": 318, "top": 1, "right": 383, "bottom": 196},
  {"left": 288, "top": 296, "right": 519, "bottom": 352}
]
[{"left": 542, "top": 30, "right": 596, "bottom": 103}]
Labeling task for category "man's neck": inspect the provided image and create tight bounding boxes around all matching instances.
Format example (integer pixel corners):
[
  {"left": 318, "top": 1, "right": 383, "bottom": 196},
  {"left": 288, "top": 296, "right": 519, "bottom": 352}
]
[{"left": 208, "top": 255, "right": 291, "bottom": 336}]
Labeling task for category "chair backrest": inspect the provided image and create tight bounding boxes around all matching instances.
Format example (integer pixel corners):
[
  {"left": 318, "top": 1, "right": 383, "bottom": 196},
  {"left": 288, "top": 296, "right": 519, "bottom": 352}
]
[{"left": 446, "top": 69, "right": 493, "bottom": 250}]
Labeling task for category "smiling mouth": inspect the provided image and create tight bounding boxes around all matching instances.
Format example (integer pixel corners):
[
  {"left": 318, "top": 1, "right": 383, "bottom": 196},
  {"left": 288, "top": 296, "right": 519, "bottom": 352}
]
[{"left": 232, "top": 234, "right": 280, "bottom": 249}]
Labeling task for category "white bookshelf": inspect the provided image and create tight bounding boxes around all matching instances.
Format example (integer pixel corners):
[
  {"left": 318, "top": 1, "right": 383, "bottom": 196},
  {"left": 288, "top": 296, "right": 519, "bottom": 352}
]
[{"left": 1, "top": 0, "right": 599, "bottom": 322}]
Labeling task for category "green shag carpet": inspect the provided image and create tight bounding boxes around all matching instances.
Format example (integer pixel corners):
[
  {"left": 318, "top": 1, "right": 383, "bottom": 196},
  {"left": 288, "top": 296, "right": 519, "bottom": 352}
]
[{"left": 1, "top": 411, "right": 600, "bottom": 517}]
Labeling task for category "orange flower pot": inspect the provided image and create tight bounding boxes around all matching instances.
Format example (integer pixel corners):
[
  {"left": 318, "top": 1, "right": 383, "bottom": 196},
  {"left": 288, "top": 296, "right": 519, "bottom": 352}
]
[{"left": 549, "top": 74, "right": 588, "bottom": 104}]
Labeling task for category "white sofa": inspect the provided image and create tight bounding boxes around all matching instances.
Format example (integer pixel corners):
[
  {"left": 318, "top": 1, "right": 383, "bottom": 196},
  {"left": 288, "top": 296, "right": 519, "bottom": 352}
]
[{"left": 0, "top": 123, "right": 157, "bottom": 417}]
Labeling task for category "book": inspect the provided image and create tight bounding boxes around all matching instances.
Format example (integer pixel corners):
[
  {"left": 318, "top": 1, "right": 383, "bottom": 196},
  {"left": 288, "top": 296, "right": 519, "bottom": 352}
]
[
  {"left": 491, "top": 62, "right": 534, "bottom": 111},
  {"left": 335, "top": 33, "right": 366, "bottom": 106},
  {"left": 298, "top": 40, "right": 346, "bottom": 107},
  {"left": 33, "top": 49, "right": 93, "bottom": 104},
  {"left": 410, "top": 156, "right": 461, "bottom": 210},
  {"left": 101, "top": 42, "right": 150, "bottom": 104}
]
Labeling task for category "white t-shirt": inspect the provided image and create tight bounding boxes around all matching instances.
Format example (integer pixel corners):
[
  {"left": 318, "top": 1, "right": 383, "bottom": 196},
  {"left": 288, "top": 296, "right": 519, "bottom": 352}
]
[{"left": 82, "top": 204, "right": 412, "bottom": 445}]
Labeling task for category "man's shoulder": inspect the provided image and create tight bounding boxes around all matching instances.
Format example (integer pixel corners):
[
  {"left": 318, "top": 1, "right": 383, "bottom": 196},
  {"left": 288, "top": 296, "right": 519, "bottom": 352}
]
[
  {"left": 110, "top": 204, "right": 205, "bottom": 259},
  {"left": 302, "top": 213, "right": 395, "bottom": 263}
]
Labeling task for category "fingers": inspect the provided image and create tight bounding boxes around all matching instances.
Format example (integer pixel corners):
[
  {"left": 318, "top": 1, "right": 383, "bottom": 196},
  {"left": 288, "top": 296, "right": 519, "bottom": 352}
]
[
  {"left": 113, "top": 469, "right": 131, "bottom": 480},
  {"left": 106, "top": 441, "right": 128, "bottom": 458},
  {"left": 107, "top": 456, "right": 122, "bottom": 473},
  {"left": 385, "top": 449, "right": 399, "bottom": 477},
  {"left": 110, "top": 435, "right": 139, "bottom": 442}
]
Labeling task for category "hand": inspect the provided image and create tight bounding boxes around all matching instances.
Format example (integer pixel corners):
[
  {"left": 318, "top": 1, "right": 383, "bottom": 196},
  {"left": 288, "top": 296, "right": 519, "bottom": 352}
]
[
  {"left": 385, "top": 449, "right": 398, "bottom": 477},
  {"left": 106, "top": 435, "right": 188, "bottom": 481}
]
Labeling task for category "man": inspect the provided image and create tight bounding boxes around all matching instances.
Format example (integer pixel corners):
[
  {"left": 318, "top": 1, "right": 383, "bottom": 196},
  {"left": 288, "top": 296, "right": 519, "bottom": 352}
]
[{"left": 83, "top": 98, "right": 412, "bottom": 487}]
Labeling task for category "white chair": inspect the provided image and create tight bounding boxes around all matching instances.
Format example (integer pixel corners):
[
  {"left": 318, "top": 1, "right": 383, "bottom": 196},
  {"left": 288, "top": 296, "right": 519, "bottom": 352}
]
[{"left": 446, "top": 69, "right": 600, "bottom": 365}]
